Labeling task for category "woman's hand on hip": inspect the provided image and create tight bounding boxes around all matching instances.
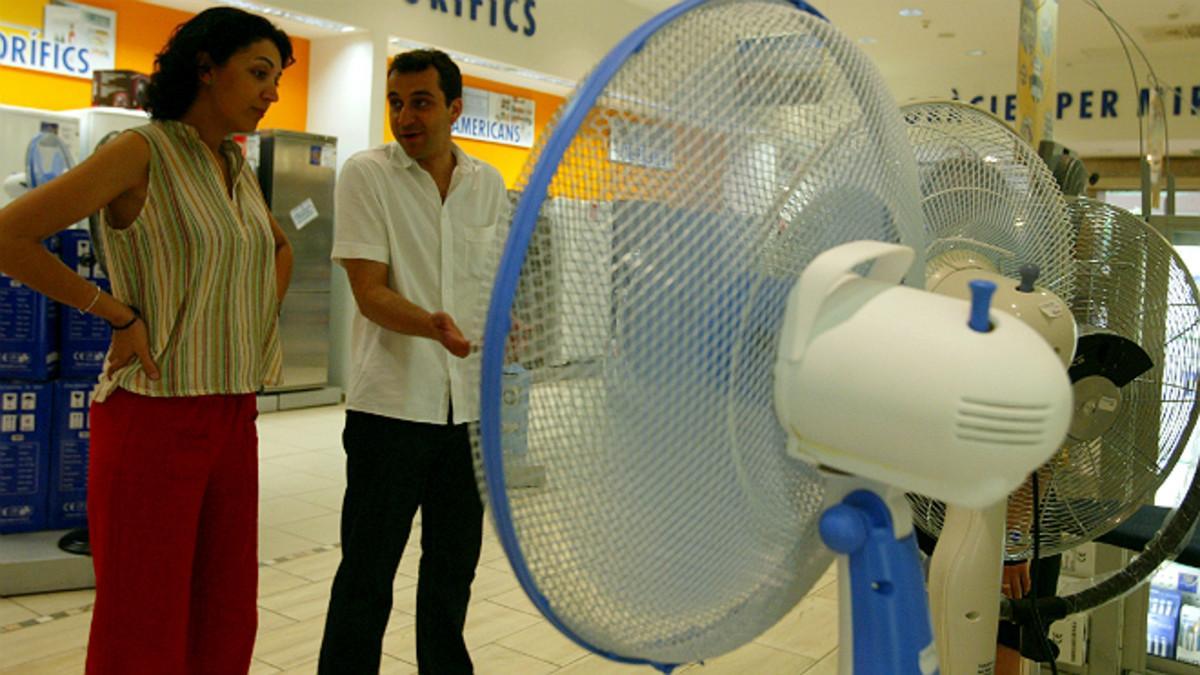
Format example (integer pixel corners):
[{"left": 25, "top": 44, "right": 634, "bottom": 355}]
[{"left": 106, "top": 316, "right": 160, "bottom": 380}]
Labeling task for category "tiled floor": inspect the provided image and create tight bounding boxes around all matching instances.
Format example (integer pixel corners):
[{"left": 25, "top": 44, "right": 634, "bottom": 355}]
[{"left": 0, "top": 404, "right": 841, "bottom": 674}]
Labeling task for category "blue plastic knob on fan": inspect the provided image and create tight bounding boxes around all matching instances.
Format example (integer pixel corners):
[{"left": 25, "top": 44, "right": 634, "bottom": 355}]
[{"left": 968, "top": 279, "right": 996, "bottom": 333}]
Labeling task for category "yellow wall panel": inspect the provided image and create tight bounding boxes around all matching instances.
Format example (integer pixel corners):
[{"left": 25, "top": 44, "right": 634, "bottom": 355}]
[{"left": 0, "top": 0, "right": 309, "bottom": 132}]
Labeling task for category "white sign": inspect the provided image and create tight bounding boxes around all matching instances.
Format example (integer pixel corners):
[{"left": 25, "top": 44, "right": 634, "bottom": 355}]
[
  {"left": 290, "top": 198, "right": 319, "bottom": 231},
  {"left": 609, "top": 118, "right": 674, "bottom": 171},
  {"left": 452, "top": 87, "right": 535, "bottom": 148},
  {"left": 0, "top": 1, "right": 114, "bottom": 80}
]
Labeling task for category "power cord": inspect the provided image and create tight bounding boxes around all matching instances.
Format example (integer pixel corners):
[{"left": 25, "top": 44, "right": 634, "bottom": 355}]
[{"left": 1029, "top": 471, "right": 1060, "bottom": 675}]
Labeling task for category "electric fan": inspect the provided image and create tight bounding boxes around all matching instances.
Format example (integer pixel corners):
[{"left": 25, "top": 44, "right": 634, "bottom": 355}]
[
  {"left": 3, "top": 131, "right": 75, "bottom": 200},
  {"left": 471, "top": 2, "right": 1071, "bottom": 673},
  {"left": 898, "top": 99, "right": 1077, "bottom": 674},
  {"left": 999, "top": 197, "right": 1200, "bottom": 631},
  {"left": 912, "top": 195, "right": 1200, "bottom": 561},
  {"left": 26, "top": 131, "right": 75, "bottom": 190}
]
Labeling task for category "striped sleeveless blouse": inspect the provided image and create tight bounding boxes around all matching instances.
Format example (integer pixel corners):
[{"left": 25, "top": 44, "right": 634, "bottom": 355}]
[{"left": 93, "top": 120, "right": 282, "bottom": 401}]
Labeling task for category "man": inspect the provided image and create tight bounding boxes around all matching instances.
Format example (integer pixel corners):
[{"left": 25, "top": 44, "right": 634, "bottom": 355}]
[{"left": 318, "top": 49, "right": 508, "bottom": 674}]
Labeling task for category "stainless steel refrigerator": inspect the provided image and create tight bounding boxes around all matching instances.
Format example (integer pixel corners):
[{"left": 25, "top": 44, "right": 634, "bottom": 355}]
[{"left": 253, "top": 130, "right": 337, "bottom": 392}]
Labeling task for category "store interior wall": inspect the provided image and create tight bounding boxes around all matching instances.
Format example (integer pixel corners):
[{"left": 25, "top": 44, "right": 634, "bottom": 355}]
[
  {"left": 305, "top": 31, "right": 390, "bottom": 390},
  {"left": 0, "top": 0, "right": 311, "bottom": 132},
  {"left": 250, "top": 0, "right": 641, "bottom": 87}
]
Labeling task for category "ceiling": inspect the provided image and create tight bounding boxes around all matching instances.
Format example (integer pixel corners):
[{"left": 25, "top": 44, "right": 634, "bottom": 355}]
[
  {"left": 145, "top": 0, "right": 356, "bottom": 39},
  {"left": 145, "top": 0, "right": 1200, "bottom": 85},
  {"left": 144, "top": 0, "right": 1200, "bottom": 155},
  {"left": 624, "top": 0, "right": 1200, "bottom": 84}
]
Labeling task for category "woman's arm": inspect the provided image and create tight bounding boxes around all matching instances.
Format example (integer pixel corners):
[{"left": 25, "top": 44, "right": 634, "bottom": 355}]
[
  {"left": 0, "top": 132, "right": 159, "bottom": 379},
  {"left": 0, "top": 132, "right": 150, "bottom": 326},
  {"left": 267, "top": 213, "right": 293, "bottom": 306}
]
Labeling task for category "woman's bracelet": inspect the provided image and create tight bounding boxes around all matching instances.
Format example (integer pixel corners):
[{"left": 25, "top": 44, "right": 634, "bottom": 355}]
[
  {"left": 79, "top": 285, "right": 101, "bottom": 315},
  {"left": 109, "top": 306, "right": 141, "bottom": 331}
]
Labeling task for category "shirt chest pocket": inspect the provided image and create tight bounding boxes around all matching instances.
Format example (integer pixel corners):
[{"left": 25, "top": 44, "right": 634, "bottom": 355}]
[{"left": 459, "top": 219, "right": 499, "bottom": 278}]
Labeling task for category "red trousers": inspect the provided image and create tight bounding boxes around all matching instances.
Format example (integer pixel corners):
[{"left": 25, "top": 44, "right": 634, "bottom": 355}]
[{"left": 86, "top": 390, "right": 259, "bottom": 675}]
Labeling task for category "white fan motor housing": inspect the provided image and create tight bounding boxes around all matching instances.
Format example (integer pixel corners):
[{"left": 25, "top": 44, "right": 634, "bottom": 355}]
[
  {"left": 775, "top": 241, "right": 1073, "bottom": 510},
  {"left": 931, "top": 268, "right": 1077, "bottom": 369}
]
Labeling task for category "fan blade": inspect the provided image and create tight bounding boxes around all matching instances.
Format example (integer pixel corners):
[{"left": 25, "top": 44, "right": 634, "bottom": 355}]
[{"left": 1068, "top": 332, "right": 1154, "bottom": 387}]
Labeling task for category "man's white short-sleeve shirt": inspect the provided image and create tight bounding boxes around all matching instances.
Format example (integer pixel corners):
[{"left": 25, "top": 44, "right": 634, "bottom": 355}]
[{"left": 332, "top": 142, "right": 507, "bottom": 425}]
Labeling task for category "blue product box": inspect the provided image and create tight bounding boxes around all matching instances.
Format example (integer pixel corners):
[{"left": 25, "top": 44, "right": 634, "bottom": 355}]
[
  {"left": 1149, "top": 585, "right": 1183, "bottom": 660},
  {"left": 58, "top": 230, "right": 110, "bottom": 379},
  {"left": 0, "top": 274, "right": 59, "bottom": 381},
  {"left": 1180, "top": 603, "right": 1200, "bottom": 664},
  {"left": 0, "top": 381, "right": 52, "bottom": 533},
  {"left": 49, "top": 380, "right": 93, "bottom": 530},
  {"left": 1182, "top": 571, "right": 1199, "bottom": 595}
]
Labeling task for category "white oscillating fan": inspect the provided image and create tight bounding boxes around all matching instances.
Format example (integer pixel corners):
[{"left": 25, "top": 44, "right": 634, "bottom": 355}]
[
  {"left": 899, "top": 99, "right": 1077, "bottom": 675},
  {"left": 471, "top": 2, "right": 1071, "bottom": 673}
]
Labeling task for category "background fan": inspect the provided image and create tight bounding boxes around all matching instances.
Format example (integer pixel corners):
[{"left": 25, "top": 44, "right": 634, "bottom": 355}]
[
  {"left": 469, "top": 1, "right": 1070, "bottom": 673},
  {"left": 896, "top": 99, "right": 1078, "bottom": 673},
  {"left": 1028, "top": 196, "right": 1200, "bottom": 559},
  {"left": 910, "top": 193, "right": 1200, "bottom": 565},
  {"left": 997, "top": 198, "right": 1200, "bottom": 633}
]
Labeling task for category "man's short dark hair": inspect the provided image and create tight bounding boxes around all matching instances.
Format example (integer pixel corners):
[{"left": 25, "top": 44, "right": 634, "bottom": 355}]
[{"left": 389, "top": 49, "right": 462, "bottom": 104}]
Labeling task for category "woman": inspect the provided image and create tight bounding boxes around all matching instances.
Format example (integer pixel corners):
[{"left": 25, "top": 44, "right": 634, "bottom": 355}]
[{"left": 0, "top": 8, "right": 294, "bottom": 673}]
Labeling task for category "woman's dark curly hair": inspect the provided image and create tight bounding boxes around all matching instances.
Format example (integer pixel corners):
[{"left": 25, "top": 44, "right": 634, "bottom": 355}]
[{"left": 143, "top": 7, "right": 293, "bottom": 121}]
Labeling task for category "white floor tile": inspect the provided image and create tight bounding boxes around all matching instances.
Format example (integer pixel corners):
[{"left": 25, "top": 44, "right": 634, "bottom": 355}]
[
  {"left": 470, "top": 563, "right": 521, "bottom": 601},
  {"left": 496, "top": 621, "right": 591, "bottom": 666},
  {"left": 472, "top": 643, "right": 558, "bottom": 675},
  {"left": 0, "top": 612, "right": 92, "bottom": 669},
  {"left": 259, "top": 527, "right": 325, "bottom": 561},
  {"left": 0, "top": 646, "right": 86, "bottom": 674},
  {"left": 276, "top": 512, "right": 343, "bottom": 547},
  {"left": 274, "top": 548, "right": 343, "bottom": 583},
  {"left": 802, "top": 649, "right": 839, "bottom": 674},
  {"left": 755, "top": 595, "right": 840, "bottom": 660},
  {"left": 552, "top": 653, "right": 653, "bottom": 674},
  {"left": 291, "top": 485, "right": 348, "bottom": 512},
  {"left": 0, "top": 597, "right": 39, "bottom": 626},
  {"left": 8, "top": 589, "right": 94, "bottom": 616},
  {"left": 689, "top": 641, "right": 816, "bottom": 674},
  {"left": 260, "top": 469, "right": 342, "bottom": 499},
  {"left": 259, "top": 566, "right": 314, "bottom": 598},
  {"left": 486, "top": 587, "right": 542, "bottom": 617},
  {"left": 463, "top": 600, "right": 545, "bottom": 649},
  {"left": 258, "top": 580, "right": 332, "bottom": 622},
  {"left": 250, "top": 658, "right": 284, "bottom": 674},
  {"left": 260, "top": 495, "right": 336, "bottom": 528},
  {"left": 252, "top": 615, "right": 327, "bottom": 670}
]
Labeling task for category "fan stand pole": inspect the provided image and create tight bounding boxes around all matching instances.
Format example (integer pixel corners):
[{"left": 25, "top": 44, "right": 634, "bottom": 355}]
[
  {"left": 819, "top": 477, "right": 939, "bottom": 675},
  {"left": 927, "top": 501, "right": 1006, "bottom": 675}
]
